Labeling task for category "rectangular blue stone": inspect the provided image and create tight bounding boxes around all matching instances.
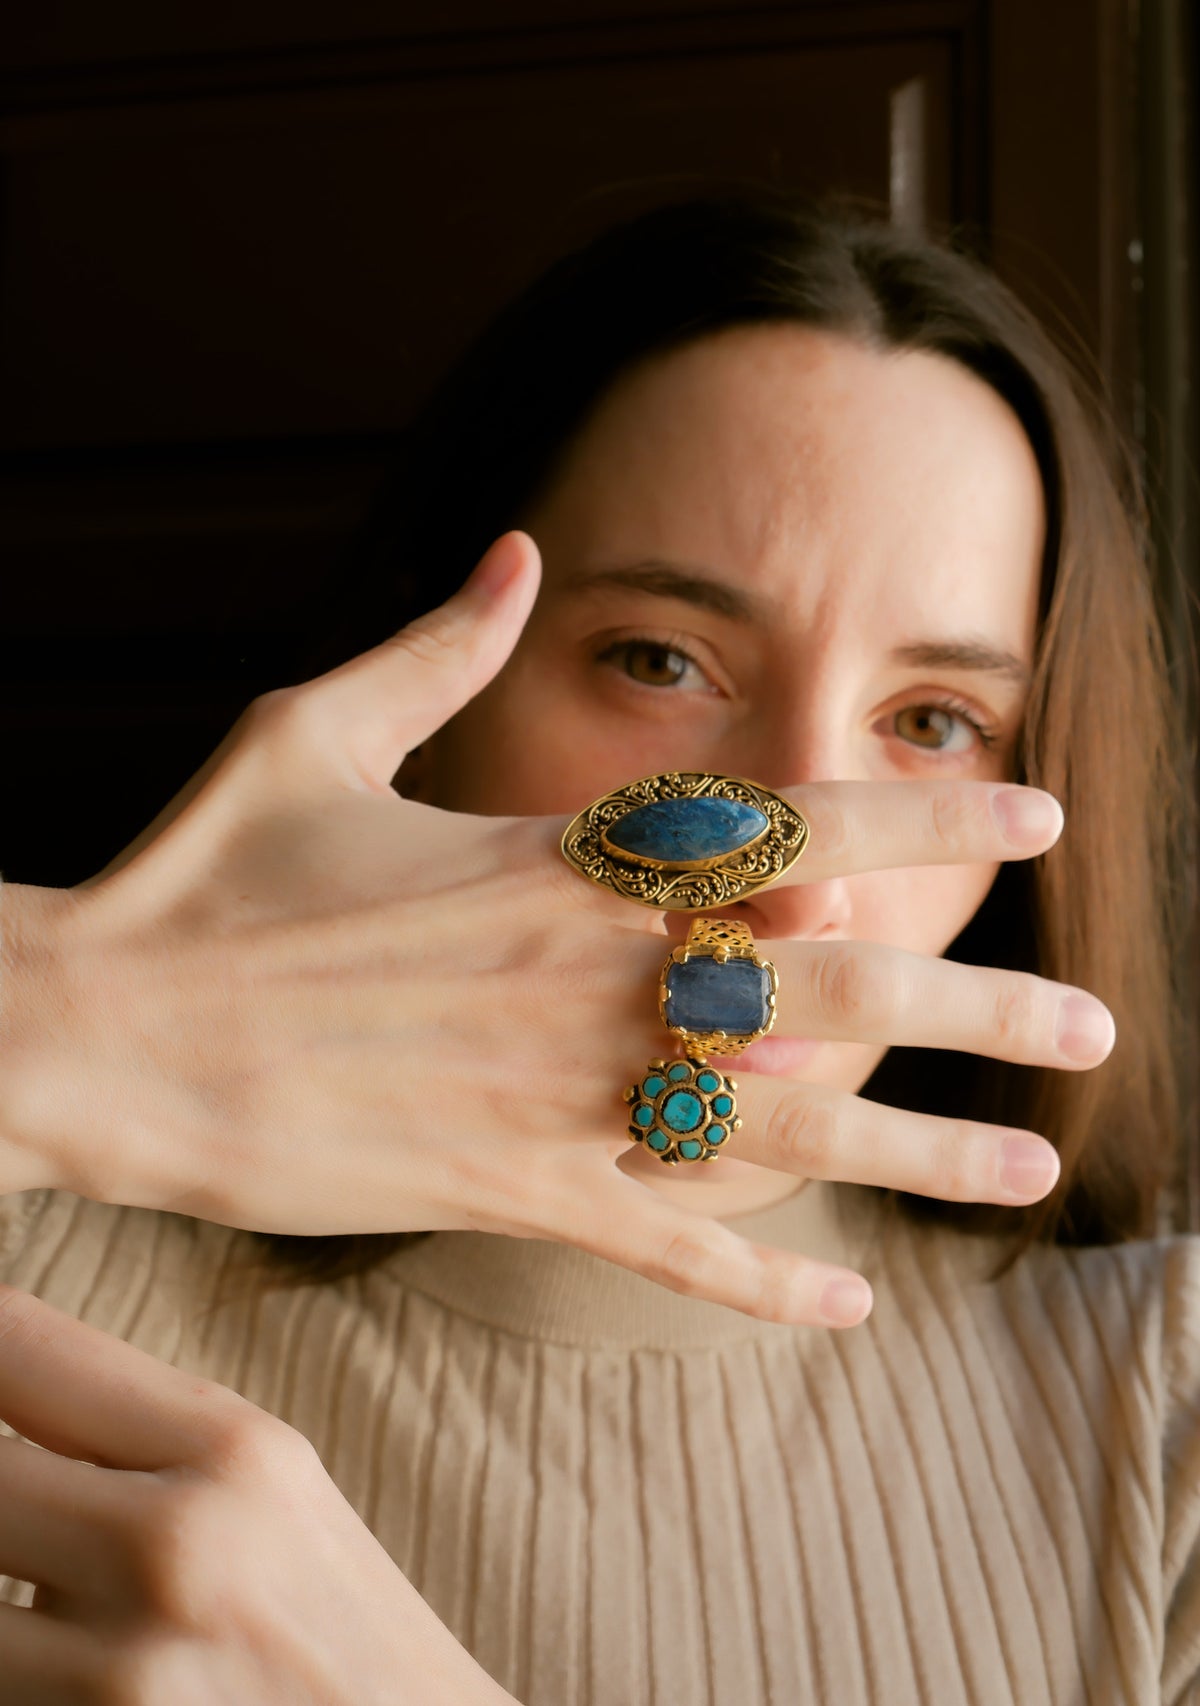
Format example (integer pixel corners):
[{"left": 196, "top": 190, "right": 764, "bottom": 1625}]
[{"left": 664, "top": 956, "right": 771, "bottom": 1034}]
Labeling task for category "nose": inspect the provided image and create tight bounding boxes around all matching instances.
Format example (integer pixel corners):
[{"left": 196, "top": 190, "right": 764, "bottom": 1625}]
[
  {"left": 732, "top": 875, "right": 851, "bottom": 941},
  {"left": 664, "top": 872, "right": 850, "bottom": 946}
]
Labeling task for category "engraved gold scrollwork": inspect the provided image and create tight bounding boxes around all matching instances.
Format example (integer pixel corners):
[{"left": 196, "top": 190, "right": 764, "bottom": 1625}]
[{"left": 560, "top": 772, "right": 809, "bottom": 910}]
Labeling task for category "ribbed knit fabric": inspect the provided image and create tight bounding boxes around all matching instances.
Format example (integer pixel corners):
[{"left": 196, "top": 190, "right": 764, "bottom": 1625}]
[{"left": 1, "top": 1179, "right": 1198, "bottom": 1705}]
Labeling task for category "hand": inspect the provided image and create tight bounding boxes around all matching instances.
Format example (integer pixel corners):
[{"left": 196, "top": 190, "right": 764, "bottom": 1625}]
[
  {"left": 0, "top": 1285, "right": 516, "bottom": 1705},
  {"left": 0, "top": 530, "right": 1114, "bottom": 1328}
]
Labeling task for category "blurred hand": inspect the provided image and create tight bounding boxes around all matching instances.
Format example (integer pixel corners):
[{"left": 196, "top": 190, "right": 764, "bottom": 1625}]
[{"left": 0, "top": 1285, "right": 517, "bottom": 1705}]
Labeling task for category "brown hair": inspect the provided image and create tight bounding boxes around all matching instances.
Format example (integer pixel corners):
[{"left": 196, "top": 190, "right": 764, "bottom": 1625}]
[{"left": 210, "top": 189, "right": 1195, "bottom": 1310}]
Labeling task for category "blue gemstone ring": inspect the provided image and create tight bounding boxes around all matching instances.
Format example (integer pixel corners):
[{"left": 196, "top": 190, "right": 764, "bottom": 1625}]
[
  {"left": 559, "top": 772, "right": 809, "bottom": 911},
  {"left": 660, "top": 917, "right": 777, "bottom": 1060}
]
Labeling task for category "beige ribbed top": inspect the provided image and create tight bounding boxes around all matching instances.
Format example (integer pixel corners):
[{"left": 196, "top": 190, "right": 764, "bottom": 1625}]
[{"left": 1, "top": 1178, "right": 1198, "bottom": 1705}]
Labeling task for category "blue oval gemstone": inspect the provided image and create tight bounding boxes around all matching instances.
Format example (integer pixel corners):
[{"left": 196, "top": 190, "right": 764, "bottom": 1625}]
[{"left": 605, "top": 796, "right": 768, "bottom": 866}]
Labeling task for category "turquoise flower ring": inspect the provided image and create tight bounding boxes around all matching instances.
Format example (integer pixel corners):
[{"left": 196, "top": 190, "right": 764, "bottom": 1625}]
[
  {"left": 623, "top": 1058, "right": 742, "bottom": 1165},
  {"left": 559, "top": 772, "right": 809, "bottom": 911}
]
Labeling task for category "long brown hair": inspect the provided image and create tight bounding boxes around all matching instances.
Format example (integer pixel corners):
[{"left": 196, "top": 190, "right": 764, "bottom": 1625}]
[{"left": 214, "top": 189, "right": 1195, "bottom": 1306}]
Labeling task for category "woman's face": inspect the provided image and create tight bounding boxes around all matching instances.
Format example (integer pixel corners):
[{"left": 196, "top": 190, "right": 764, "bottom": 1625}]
[{"left": 416, "top": 324, "right": 1045, "bottom": 1214}]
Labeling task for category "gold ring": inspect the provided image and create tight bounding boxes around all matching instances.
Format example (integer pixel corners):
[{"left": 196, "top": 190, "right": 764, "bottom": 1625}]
[
  {"left": 560, "top": 772, "right": 809, "bottom": 911},
  {"left": 623, "top": 918, "right": 777, "bottom": 1164}
]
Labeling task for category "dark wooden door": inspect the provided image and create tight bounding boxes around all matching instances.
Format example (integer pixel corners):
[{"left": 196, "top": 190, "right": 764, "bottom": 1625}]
[{"left": 0, "top": 1, "right": 1143, "bottom": 883}]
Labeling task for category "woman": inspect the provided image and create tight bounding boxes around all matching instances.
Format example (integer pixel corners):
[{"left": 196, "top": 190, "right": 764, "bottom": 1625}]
[{"left": 0, "top": 192, "right": 1194, "bottom": 1703}]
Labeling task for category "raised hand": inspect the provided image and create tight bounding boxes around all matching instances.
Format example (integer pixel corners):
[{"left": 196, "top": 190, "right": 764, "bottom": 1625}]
[{"left": 0, "top": 532, "right": 1112, "bottom": 1328}]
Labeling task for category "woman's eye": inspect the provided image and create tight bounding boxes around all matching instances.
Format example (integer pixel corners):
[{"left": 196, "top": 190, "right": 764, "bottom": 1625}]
[
  {"left": 600, "top": 639, "right": 711, "bottom": 690},
  {"left": 893, "top": 704, "right": 983, "bottom": 753}
]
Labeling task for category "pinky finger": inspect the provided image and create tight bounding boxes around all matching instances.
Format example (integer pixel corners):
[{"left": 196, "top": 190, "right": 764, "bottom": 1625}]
[{"left": 576, "top": 1176, "right": 873, "bottom": 1329}]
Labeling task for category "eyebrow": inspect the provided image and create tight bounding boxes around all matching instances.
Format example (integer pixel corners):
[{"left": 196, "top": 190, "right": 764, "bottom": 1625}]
[
  {"left": 569, "top": 561, "right": 762, "bottom": 622},
  {"left": 569, "top": 560, "right": 1032, "bottom": 686},
  {"left": 888, "top": 639, "right": 1032, "bottom": 687}
]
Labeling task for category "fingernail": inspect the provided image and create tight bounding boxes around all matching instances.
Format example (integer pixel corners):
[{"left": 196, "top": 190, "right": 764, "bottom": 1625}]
[
  {"left": 471, "top": 532, "right": 529, "bottom": 599},
  {"left": 1055, "top": 993, "right": 1116, "bottom": 1063},
  {"left": 1000, "top": 1136, "right": 1061, "bottom": 1199},
  {"left": 818, "top": 1276, "right": 873, "bottom": 1327},
  {"left": 992, "top": 787, "right": 1064, "bottom": 846}
]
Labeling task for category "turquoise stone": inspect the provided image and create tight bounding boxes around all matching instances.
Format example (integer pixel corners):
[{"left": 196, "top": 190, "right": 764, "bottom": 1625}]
[
  {"left": 712, "top": 1094, "right": 734, "bottom": 1118},
  {"left": 606, "top": 796, "right": 768, "bottom": 866},
  {"left": 678, "top": 1138, "right": 704, "bottom": 1160},
  {"left": 695, "top": 1070, "right": 720, "bottom": 1093},
  {"left": 633, "top": 1104, "right": 654, "bottom": 1128},
  {"left": 706, "top": 1123, "right": 728, "bottom": 1143},
  {"left": 662, "top": 1091, "right": 703, "bottom": 1132},
  {"left": 667, "top": 1062, "right": 691, "bottom": 1082},
  {"left": 647, "top": 1130, "right": 670, "bottom": 1151},
  {"left": 642, "top": 1074, "right": 667, "bottom": 1098}
]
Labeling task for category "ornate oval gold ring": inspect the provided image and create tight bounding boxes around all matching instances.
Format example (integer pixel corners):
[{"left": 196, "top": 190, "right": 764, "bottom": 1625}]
[
  {"left": 559, "top": 773, "right": 809, "bottom": 1163},
  {"left": 558, "top": 771, "right": 810, "bottom": 911}
]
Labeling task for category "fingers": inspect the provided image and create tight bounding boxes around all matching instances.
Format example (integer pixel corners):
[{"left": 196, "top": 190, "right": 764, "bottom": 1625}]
[
  {"left": 572, "top": 1176, "right": 874, "bottom": 1329},
  {"left": 285, "top": 530, "right": 542, "bottom": 788},
  {"left": 0, "top": 1603, "right": 101, "bottom": 1706},
  {"left": 769, "top": 779, "right": 1063, "bottom": 882},
  {"left": 0, "top": 1432, "right": 118, "bottom": 1597},
  {"left": 731, "top": 1077, "right": 1060, "bottom": 1205},
  {"left": 548, "top": 779, "right": 1064, "bottom": 903},
  {"left": 768, "top": 941, "right": 1115, "bottom": 1070},
  {"left": 0, "top": 1287, "right": 256, "bottom": 1472}
]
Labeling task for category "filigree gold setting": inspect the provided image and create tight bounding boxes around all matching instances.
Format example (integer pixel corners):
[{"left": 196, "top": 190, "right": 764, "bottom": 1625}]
[
  {"left": 559, "top": 772, "right": 809, "bottom": 910},
  {"left": 657, "top": 918, "right": 778, "bottom": 1059}
]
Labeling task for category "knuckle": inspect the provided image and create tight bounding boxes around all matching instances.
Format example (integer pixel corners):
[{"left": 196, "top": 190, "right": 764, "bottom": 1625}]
[
  {"left": 118, "top": 1483, "right": 227, "bottom": 1631},
  {"left": 766, "top": 1095, "right": 842, "bottom": 1174},
  {"left": 239, "top": 683, "right": 322, "bottom": 753},
  {"left": 991, "top": 978, "right": 1042, "bottom": 1049},
  {"left": 753, "top": 1258, "right": 802, "bottom": 1324},
  {"left": 805, "top": 790, "right": 848, "bottom": 862},
  {"left": 928, "top": 1120, "right": 979, "bottom": 1200},
  {"left": 813, "top": 945, "right": 882, "bottom": 1028},
  {"left": 928, "top": 786, "right": 981, "bottom": 855},
  {"left": 207, "top": 1406, "right": 318, "bottom": 1483},
  {"left": 386, "top": 611, "right": 463, "bottom": 669},
  {"left": 651, "top": 1224, "right": 723, "bottom": 1296}
]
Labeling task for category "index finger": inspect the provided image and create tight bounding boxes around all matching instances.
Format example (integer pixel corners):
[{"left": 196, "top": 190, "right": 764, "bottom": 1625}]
[
  {"left": 549, "top": 779, "right": 1062, "bottom": 903},
  {"left": 775, "top": 780, "right": 1062, "bottom": 882},
  {"left": 0, "top": 1285, "right": 253, "bottom": 1472}
]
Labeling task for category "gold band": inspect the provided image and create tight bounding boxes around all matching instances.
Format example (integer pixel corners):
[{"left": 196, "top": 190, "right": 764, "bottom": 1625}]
[{"left": 679, "top": 918, "right": 757, "bottom": 957}]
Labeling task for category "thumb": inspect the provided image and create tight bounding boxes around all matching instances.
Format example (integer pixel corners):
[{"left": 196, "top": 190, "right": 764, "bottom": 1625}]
[{"left": 312, "top": 530, "right": 542, "bottom": 789}]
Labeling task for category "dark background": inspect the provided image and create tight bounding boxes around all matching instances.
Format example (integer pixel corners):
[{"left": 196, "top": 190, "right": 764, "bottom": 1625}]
[{"left": 1, "top": 0, "right": 1196, "bottom": 892}]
